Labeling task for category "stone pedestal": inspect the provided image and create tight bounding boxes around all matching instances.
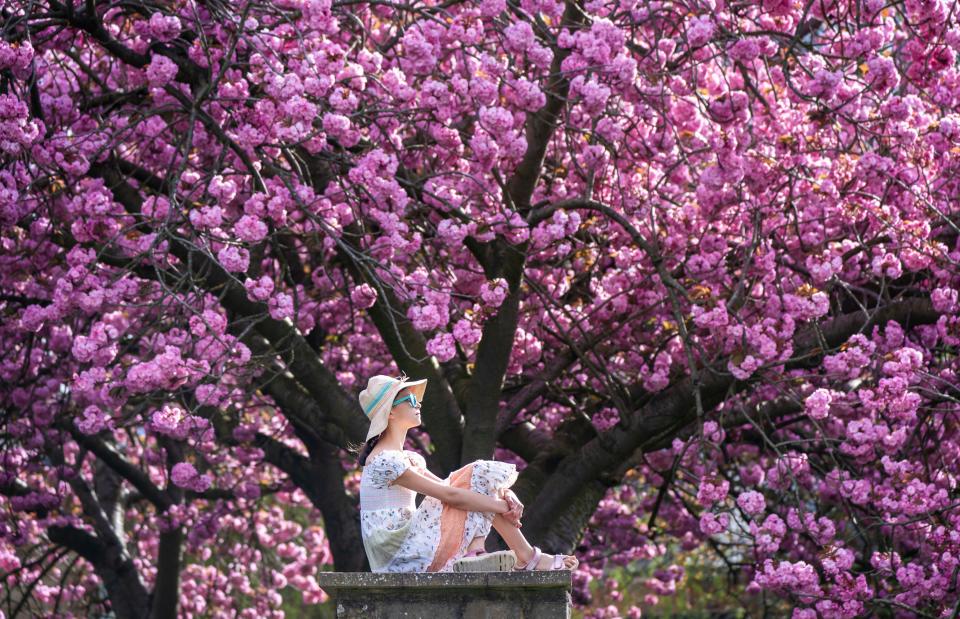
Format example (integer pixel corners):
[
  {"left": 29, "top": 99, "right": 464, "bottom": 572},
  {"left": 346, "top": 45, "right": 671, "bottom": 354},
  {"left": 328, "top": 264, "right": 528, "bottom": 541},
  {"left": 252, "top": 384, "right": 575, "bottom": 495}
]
[{"left": 315, "top": 571, "right": 572, "bottom": 619}]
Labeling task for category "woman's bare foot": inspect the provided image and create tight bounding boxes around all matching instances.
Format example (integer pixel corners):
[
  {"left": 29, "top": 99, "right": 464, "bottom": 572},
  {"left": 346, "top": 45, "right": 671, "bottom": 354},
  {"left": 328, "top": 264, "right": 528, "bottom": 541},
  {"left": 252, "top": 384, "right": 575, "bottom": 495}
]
[{"left": 515, "top": 546, "right": 578, "bottom": 570}]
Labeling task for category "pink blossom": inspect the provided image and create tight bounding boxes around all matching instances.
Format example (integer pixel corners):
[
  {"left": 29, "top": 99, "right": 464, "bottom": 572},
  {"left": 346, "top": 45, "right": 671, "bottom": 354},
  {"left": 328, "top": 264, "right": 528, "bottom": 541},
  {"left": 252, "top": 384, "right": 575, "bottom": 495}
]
[
  {"left": 146, "top": 54, "right": 179, "bottom": 88},
  {"left": 4, "top": 4, "right": 960, "bottom": 616},
  {"left": 805, "top": 253, "right": 843, "bottom": 283},
  {"left": 0, "top": 40, "right": 34, "bottom": 79},
  {"left": 686, "top": 15, "right": 715, "bottom": 48},
  {"left": 189, "top": 309, "right": 227, "bottom": 337},
  {"left": 426, "top": 332, "right": 457, "bottom": 362},
  {"left": 751, "top": 513, "right": 786, "bottom": 554},
  {"left": 591, "top": 407, "right": 620, "bottom": 432},
  {"left": 268, "top": 292, "right": 294, "bottom": 320},
  {"left": 736, "top": 491, "right": 766, "bottom": 515},
  {"left": 351, "top": 284, "right": 378, "bottom": 309},
  {"left": 696, "top": 476, "right": 729, "bottom": 507},
  {"left": 244, "top": 275, "right": 274, "bottom": 302},
  {"left": 810, "top": 69, "right": 843, "bottom": 99},
  {"left": 479, "top": 0, "right": 506, "bottom": 16},
  {"left": 0, "top": 94, "right": 42, "bottom": 155},
  {"left": 208, "top": 175, "right": 238, "bottom": 204},
  {"left": 322, "top": 113, "right": 360, "bottom": 147},
  {"left": 234, "top": 480, "right": 262, "bottom": 500},
  {"left": 142, "top": 195, "right": 171, "bottom": 219},
  {"left": 762, "top": 0, "right": 793, "bottom": 14},
  {"left": 399, "top": 29, "right": 437, "bottom": 74},
  {"left": 507, "top": 77, "right": 546, "bottom": 112},
  {"left": 699, "top": 512, "right": 729, "bottom": 535},
  {"left": 870, "top": 252, "right": 903, "bottom": 279},
  {"left": 503, "top": 22, "right": 535, "bottom": 54},
  {"left": 234, "top": 214, "right": 269, "bottom": 242},
  {"left": 408, "top": 301, "right": 449, "bottom": 331},
  {"left": 804, "top": 388, "right": 838, "bottom": 420},
  {"left": 19, "top": 304, "right": 47, "bottom": 332},
  {"left": 150, "top": 404, "right": 188, "bottom": 439},
  {"left": 188, "top": 205, "right": 222, "bottom": 230},
  {"left": 125, "top": 346, "right": 190, "bottom": 394},
  {"left": 752, "top": 559, "right": 822, "bottom": 597},
  {"left": 480, "top": 278, "right": 509, "bottom": 308},
  {"left": 170, "top": 462, "right": 212, "bottom": 492},
  {"left": 727, "top": 39, "right": 761, "bottom": 63},
  {"left": 147, "top": 13, "right": 182, "bottom": 42},
  {"left": 75, "top": 405, "right": 113, "bottom": 435},
  {"left": 436, "top": 220, "right": 471, "bottom": 246},
  {"left": 217, "top": 245, "right": 250, "bottom": 273},
  {"left": 866, "top": 55, "right": 899, "bottom": 92},
  {"left": 728, "top": 354, "right": 760, "bottom": 380},
  {"left": 702, "top": 420, "right": 725, "bottom": 443},
  {"left": 452, "top": 318, "right": 481, "bottom": 347},
  {"left": 0, "top": 548, "right": 20, "bottom": 572},
  {"left": 931, "top": 287, "right": 958, "bottom": 313},
  {"left": 692, "top": 304, "right": 729, "bottom": 329},
  {"left": 478, "top": 106, "right": 515, "bottom": 135}
]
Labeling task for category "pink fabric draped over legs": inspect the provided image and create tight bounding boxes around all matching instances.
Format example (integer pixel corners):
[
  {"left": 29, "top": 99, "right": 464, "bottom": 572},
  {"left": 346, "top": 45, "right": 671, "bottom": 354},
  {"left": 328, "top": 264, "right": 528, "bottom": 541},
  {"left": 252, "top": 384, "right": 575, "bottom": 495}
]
[{"left": 427, "top": 463, "right": 477, "bottom": 572}]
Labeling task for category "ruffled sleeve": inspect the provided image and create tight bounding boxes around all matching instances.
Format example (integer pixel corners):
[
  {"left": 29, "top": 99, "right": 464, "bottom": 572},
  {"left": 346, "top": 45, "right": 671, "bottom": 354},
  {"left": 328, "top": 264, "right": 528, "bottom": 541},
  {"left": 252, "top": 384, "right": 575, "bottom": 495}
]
[
  {"left": 406, "top": 451, "right": 428, "bottom": 471},
  {"left": 366, "top": 451, "right": 411, "bottom": 488}
]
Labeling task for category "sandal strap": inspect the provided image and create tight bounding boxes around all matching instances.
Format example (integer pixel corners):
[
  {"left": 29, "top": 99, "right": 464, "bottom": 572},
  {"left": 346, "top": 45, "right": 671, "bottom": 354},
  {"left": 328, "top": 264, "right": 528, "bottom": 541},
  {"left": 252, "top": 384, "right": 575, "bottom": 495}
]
[{"left": 522, "top": 546, "right": 541, "bottom": 571}]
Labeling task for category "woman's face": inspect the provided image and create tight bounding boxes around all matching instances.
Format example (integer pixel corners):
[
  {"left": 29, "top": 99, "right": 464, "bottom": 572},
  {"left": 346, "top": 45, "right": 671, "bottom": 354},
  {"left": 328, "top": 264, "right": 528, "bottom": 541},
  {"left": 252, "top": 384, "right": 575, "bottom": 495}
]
[{"left": 389, "top": 387, "right": 422, "bottom": 429}]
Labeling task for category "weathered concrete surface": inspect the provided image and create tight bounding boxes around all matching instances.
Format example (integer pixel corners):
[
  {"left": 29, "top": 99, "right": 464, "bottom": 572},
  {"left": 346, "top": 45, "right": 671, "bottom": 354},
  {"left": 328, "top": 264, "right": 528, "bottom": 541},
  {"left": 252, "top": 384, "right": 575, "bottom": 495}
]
[{"left": 316, "top": 571, "right": 572, "bottom": 619}]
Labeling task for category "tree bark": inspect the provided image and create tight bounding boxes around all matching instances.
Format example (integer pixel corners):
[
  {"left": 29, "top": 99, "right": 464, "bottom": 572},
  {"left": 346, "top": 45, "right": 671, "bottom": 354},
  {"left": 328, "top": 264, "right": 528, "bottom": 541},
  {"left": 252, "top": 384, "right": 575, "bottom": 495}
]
[
  {"left": 149, "top": 529, "right": 183, "bottom": 619},
  {"left": 46, "top": 525, "right": 151, "bottom": 619}
]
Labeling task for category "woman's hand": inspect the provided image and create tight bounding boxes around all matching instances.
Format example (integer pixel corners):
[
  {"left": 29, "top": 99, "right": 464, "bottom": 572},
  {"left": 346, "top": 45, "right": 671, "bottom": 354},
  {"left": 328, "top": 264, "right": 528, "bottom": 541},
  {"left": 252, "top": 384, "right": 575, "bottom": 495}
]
[{"left": 499, "top": 489, "right": 523, "bottom": 527}]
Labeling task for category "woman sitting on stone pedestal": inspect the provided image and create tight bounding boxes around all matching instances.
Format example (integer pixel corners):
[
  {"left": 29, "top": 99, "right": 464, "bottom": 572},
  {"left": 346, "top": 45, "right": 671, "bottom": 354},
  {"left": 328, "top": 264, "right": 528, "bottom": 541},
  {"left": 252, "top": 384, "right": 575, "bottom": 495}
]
[{"left": 356, "top": 374, "right": 579, "bottom": 573}]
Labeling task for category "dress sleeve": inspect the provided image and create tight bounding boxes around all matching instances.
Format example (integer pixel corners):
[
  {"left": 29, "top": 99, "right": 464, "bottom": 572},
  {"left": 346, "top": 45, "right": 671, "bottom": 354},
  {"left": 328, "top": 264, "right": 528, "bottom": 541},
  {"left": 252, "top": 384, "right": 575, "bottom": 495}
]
[
  {"left": 367, "top": 451, "right": 411, "bottom": 488},
  {"left": 407, "top": 452, "right": 428, "bottom": 470}
]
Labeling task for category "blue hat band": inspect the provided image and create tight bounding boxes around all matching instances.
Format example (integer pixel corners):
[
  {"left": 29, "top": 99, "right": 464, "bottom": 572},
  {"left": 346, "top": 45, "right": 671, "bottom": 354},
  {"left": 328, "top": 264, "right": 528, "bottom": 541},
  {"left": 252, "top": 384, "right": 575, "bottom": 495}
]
[{"left": 364, "top": 380, "right": 397, "bottom": 417}]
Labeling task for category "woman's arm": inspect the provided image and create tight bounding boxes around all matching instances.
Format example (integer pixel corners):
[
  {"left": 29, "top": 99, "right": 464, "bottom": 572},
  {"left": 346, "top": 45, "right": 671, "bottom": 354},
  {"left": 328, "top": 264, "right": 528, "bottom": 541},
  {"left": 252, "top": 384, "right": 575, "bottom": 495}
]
[
  {"left": 392, "top": 468, "right": 511, "bottom": 514},
  {"left": 417, "top": 466, "right": 446, "bottom": 484}
]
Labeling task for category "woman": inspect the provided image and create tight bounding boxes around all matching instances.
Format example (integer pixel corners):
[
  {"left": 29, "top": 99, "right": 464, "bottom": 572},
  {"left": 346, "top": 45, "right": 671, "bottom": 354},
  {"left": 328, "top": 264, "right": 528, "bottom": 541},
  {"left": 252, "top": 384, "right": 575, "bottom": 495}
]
[{"left": 357, "top": 374, "right": 579, "bottom": 573}]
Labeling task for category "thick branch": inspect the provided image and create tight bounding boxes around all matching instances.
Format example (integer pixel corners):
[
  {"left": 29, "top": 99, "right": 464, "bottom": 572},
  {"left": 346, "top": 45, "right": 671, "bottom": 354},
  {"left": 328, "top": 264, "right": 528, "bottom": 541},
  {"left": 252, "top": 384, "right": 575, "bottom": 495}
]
[
  {"left": 460, "top": 2, "right": 587, "bottom": 463},
  {"left": 338, "top": 229, "right": 464, "bottom": 473},
  {"left": 66, "top": 426, "right": 172, "bottom": 511},
  {"left": 239, "top": 334, "right": 354, "bottom": 449},
  {"left": 520, "top": 297, "right": 941, "bottom": 544},
  {"left": 505, "top": 1, "right": 586, "bottom": 211},
  {"left": 45, "top": 526, "right": 107, "bottom": 571},
  {"left": 461, "top": 280, "right": 524, "bottom": 463},
  {"left": 45, "top": 514, "right": 150, "bottom": 619},
  {"left": 148, "top": 528, "right": 183, "bottom": 619}
]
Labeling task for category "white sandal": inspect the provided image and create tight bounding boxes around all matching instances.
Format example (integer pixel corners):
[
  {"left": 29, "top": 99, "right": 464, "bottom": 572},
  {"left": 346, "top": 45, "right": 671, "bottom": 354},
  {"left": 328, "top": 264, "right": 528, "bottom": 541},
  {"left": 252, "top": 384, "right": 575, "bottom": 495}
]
[{"left": 451, "top": 549, "right": 517, "bottom": 572}]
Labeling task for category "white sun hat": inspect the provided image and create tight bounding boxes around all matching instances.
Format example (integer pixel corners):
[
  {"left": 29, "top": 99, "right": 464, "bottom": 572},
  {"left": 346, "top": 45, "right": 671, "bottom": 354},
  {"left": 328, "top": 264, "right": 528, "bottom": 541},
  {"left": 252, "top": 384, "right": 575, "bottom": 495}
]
[{"left": 358, "top": 374, "right": 428, "bottom": 442}]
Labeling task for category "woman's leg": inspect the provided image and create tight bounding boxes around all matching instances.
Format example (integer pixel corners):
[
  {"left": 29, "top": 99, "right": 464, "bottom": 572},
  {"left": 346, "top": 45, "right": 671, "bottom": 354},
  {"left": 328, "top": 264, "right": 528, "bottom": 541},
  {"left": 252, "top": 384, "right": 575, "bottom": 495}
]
[{"left": 491, "top": 513, "right": 578, "bottom": 569}]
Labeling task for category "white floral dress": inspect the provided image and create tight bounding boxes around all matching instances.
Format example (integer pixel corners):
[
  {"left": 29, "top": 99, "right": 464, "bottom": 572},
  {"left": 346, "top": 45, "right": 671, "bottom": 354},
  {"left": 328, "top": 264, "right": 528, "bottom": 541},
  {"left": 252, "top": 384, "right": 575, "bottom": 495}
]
[{"left": 359, "top": 449, "right": 518, "bottom": 573}]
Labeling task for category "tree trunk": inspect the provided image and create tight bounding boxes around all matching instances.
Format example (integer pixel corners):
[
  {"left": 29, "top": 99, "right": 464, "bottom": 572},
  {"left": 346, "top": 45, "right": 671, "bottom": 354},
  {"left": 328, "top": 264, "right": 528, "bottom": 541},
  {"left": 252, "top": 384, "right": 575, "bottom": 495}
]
[{"left": 149, "top": 528, "right": 183, "bottom": 619}]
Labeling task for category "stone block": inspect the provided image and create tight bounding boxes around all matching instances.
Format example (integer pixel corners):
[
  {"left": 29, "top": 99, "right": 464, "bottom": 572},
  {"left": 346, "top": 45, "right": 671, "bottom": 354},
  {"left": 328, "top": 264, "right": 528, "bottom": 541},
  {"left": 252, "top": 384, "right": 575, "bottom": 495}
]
[{"left": 316, "top": 571, "right": 572, "bottom": 619}]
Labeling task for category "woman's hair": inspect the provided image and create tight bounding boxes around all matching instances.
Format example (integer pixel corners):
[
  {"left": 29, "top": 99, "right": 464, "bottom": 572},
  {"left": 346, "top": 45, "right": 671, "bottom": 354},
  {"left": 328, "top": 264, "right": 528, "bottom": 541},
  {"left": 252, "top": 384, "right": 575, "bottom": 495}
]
[{"left": 353, "top": 434, "right": 382, "bottom": 467}]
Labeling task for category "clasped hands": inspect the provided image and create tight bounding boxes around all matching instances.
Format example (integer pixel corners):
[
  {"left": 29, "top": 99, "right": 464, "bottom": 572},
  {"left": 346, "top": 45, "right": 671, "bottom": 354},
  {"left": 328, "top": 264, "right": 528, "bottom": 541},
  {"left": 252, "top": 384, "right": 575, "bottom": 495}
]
[{"left": 498, "top": 488, "right": 524, "bottom": 527}]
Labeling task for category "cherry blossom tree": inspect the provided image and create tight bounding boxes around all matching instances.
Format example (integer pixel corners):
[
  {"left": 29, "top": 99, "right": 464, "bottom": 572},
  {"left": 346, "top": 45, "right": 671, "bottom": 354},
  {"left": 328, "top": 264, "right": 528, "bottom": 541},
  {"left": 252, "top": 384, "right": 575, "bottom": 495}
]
[{"left": 2, "top": 0, "right": 960, "bottom": 616}]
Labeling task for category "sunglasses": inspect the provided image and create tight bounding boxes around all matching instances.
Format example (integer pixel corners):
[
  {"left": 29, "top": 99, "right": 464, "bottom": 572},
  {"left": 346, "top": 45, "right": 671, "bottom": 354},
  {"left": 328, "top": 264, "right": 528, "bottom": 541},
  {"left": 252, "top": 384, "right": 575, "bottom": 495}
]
[{"left": 392, "top": 393, "right": 421, "bottom": 409}]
